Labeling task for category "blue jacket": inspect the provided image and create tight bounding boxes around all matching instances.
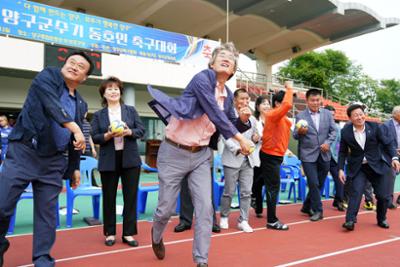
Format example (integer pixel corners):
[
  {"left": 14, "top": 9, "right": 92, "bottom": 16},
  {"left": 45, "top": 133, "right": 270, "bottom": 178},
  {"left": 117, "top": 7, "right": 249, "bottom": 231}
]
[
  {"left": 381, "top": 118, "right": 399, "bottom": 163},
  {"left": 330, "top": 123, "right": 341, "bottom": 163},
  {"left": 338, "top": 122, "right": 396, "bottom": 178},
  {"left": 91, "top": 104, "right": 145, "bottom": 171},
  {"left": 8, "top": 67, "right": 87, "bottom": 178},
  {"left": 148, "top": 69, "right": 248, "bottom": 148}
]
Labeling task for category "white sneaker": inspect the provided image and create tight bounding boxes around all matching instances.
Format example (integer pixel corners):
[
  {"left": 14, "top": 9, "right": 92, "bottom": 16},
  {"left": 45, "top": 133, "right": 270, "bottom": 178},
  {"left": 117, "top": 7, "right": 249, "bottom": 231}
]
[
  {"left": 219, "top": 217, "right": 229, "bottom": 229},
  {"left": 238, "top": 221, "right": 254, "bottom": 233}
]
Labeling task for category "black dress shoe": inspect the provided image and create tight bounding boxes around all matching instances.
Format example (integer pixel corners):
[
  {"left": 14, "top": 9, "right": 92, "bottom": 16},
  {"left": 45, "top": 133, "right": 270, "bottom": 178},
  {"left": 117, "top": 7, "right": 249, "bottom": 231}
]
[
  {"left": 122, "top": 236, "right": 139, "bottom": 247},
  {"left": 342, "top": 221, "right": 355, "bottom": 231},
  {"left": 197, "top": 263, "right": 208, "bottom": 267},
  {"left": 336, "top": 202, "right": 345, "bottom": 212},
  {"left": 212, "top": 224, "right": 221, "bottom": 233},
  {"left": 151, "top": 228, "right": 165, "bottom": 260},
  {"left": 0, "top": 239, "right": 10, "bottom": 267},
  {"left": 174, "top": 223, "right": 191, "bottom": 233},
  {"left": 310, "top": 212, "right": 323, "bottom": 222},
  {"left": 250, "top": 197, "right": 256, "bottom": 209},
  {"left": 378, "top": 220, "right": 390, "bottom": 229},
  {"left": 300, "top": 207, "right": 314, "bottom": 216},
  {"left": 267, "top": 221, "right": 289, "bottom": 230},
  {"left": 396, "top": 195, "right": 400, "bottom": 205},
  {"left": 388, "top": 203, "right": 397, "bottom": 210},
  {"left": 104, "top": 237, "right": 115, "bottom": 246}
]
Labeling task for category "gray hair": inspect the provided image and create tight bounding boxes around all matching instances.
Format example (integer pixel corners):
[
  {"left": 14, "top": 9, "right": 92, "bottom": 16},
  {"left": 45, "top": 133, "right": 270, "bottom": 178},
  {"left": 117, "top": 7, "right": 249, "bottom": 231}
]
[
  {"left": 208, "top": 42, "right": 239, "bottom": 74},
  {"left": 392, "top": 106, "right": 400, "bottom": 116}
]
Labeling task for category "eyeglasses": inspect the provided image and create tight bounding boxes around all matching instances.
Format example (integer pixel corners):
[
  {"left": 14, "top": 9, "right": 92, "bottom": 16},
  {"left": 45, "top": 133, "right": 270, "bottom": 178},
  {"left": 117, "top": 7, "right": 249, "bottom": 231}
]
[
  {"left": 67, "top": 59, "right": 87, "bottom": 72},
  {"left": 217, "top": 51, "right": 235, "bottom": 62}
]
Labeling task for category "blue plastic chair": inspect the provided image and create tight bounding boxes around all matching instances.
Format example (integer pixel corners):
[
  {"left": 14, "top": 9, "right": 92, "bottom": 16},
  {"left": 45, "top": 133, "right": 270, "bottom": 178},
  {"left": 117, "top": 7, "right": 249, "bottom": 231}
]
[
  {"left": 280, "top": 165, "right": 297, "bottom": 203},
  {"left": 141, "top": 162, "right": 158, "bottom": 173},
  {"left": 137, "top": 163, "right": 159, "bottom": 216},
  {"left": 212, "top": 154, "right": 225, "bottom": 209},
  {"left": 66, "top": 156, "right": 101, "bottom": 228},
  {"left": 7, "top": 183, "right": 60, "bottom": 235},
  {"left": 282, "top": 155, "right": 307, "bottom": 201},
  {"left": 321, "top": 175, "right": 333, "bottom": 199}
]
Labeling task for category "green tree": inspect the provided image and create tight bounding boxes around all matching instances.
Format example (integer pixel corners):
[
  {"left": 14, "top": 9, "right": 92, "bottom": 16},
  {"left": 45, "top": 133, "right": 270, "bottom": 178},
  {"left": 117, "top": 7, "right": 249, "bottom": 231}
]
[
  {"left": 278, "top": 49, "right": 381, "bottom": 112},
  {"left": 278, "top": 49, "right": 351, "bottom": 96},
  {"left": 375, "top": 79, "right": 400, "bottom": 113},
  {"left": 332, "top": 64, "right": 379, "bottom": 109}
]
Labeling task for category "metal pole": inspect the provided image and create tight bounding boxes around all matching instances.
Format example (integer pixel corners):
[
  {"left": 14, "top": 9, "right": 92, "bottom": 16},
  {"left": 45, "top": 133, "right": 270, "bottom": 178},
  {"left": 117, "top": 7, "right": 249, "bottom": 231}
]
[{"left": 226, "top": 0, "right": 229, "bottom": 42}]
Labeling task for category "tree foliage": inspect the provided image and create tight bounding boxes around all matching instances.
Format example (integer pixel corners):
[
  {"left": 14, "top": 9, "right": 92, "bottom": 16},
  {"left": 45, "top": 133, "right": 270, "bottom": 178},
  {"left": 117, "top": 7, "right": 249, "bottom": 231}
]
[
  {"left": 332, "top": 65, "right": 379, "bottom": 109},
  {"left": 278, "top": 49, "right": 399, "bottom": 114},
  {"left": 375, "top": 79, "right": 400, "bottom": 113},
  {"left": 278, "top": 49, "right": 351, "bottom": 96}
]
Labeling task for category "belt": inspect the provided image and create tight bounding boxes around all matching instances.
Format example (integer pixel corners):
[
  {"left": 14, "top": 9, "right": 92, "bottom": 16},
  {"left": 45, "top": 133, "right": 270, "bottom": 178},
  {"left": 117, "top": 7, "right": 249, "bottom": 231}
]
[{"left": 165, "top": 138, "right": 206, "bottom": 153}]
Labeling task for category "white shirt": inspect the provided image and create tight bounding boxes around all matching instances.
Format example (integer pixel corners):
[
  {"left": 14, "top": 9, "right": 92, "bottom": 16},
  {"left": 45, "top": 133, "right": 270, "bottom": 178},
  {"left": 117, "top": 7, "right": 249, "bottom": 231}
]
[
  {"left": 353, "top": 125, "right": 367, "bottom": 163},
  {"left": 309, "top": 109, "right": 320, "bottom": 132},
  {"left": 108, "top": 106, "right": 124, "bottom": 151}
]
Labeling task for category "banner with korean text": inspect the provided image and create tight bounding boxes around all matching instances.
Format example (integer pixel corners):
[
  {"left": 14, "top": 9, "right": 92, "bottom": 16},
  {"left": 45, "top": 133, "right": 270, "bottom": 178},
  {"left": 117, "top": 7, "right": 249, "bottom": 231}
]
[{"left": 0, "top": 0, "right": 219, "bottom": 65}]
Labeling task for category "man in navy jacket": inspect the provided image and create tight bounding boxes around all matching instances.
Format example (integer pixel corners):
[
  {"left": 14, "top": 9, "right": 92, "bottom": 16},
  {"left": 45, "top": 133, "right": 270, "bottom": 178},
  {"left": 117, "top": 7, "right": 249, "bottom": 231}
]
[
  {"left": 339, "top": 104, "right": 400, "bottom": 231},
  {"left": 0, "top": 51, "right": 93, "bottom": 267}
]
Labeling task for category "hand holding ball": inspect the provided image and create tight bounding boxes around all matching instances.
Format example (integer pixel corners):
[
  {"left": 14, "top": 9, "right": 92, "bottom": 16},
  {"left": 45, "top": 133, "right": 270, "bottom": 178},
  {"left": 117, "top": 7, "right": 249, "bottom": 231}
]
[
  {"left": 110, "top": 120, "right": 125, "bottom": 135},
  {"left": 296, "top": 119, "right": 308, "bottom": 135},
  {"left": 295, "top": 119, "right": 308, "bottom": 129},
  {"left": 249, "top": 145, "right": 256, "bottom": 154}
]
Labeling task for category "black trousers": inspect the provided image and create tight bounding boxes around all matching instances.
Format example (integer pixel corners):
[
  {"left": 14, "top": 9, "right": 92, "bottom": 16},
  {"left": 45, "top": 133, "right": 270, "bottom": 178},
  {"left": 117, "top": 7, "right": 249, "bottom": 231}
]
[
  {"left": 260, "top": 152, "right": 283, "bottom": 223},
  {"left": 302, "top": 155, "right": 330, "bottom": 213},
  {"left": 346, "top": 164, "right": 390, "bottom": 223},
  {"left": 251, "top": 166, "right": 264, "bottom": 214},
  {"left": 100, "top": 151, "right": 140, "bottom": 236},
  {"left": 330, "top": 159, "right": 344, "bottom": 202}
]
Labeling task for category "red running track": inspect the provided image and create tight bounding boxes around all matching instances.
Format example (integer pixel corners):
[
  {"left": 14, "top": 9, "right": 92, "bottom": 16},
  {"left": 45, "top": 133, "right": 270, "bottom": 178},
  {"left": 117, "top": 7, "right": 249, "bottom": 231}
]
[{"left": 4, "top": 199, "right": 400, "bottom": 267}]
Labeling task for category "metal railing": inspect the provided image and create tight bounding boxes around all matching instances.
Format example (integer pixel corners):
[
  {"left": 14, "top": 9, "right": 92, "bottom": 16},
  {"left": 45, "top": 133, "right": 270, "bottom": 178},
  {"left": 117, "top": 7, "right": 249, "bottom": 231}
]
[
  {"left": 236, "top": 69, "right": 312, "bottom": 118},
  {"left": 235, "top": 69, "right": 391, "bottom": 121}
]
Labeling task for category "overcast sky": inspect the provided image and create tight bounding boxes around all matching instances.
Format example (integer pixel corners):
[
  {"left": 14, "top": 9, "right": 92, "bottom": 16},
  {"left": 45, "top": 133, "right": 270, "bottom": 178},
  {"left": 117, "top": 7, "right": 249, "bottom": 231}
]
[{"left": 270, "top": 0, "right": 400, "bottom": 80}]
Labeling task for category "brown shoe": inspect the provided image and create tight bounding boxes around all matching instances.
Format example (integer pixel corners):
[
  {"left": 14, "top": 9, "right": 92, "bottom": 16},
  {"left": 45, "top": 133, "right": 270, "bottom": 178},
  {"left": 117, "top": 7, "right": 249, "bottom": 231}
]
[{"left": 151, "top": 228, "right": 165, "bottom": 260}]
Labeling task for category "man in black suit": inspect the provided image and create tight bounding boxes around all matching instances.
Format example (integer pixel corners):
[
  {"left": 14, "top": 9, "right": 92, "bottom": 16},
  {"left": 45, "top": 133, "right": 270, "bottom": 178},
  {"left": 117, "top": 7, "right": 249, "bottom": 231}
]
[
  {"left": 381, "top": 106, "right": 400, "bottom": 208},
  {"left": 0, "top": 51, "right": 93, "bottom": 267},
  {"left": 338, "top": 103, "right": 400, "bottom": 231}
]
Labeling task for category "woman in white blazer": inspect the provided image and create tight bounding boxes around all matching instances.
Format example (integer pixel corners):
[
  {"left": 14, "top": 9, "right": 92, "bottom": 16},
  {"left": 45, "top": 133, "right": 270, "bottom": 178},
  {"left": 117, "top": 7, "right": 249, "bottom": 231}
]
[{"left": 251, "top": 95, "right": 271, "bottom": 217}]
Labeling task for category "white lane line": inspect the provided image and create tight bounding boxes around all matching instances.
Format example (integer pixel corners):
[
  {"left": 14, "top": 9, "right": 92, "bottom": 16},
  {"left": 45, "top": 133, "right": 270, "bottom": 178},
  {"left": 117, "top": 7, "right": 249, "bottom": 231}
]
[
  {"left": 6, "top": 197, "right": 344, "bottom": 238},
  {"left": 274, "top": 236, "right": 400, "bottom": 267},
  {"left": 16, "top": 209, "right": 377, "bottom": 267}
]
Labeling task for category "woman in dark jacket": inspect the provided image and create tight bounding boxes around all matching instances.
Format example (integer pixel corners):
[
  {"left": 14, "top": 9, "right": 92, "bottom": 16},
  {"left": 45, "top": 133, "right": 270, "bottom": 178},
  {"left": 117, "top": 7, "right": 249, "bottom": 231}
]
[{"left": 91, "top": 76, "right": 145, "bottom": 247}]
